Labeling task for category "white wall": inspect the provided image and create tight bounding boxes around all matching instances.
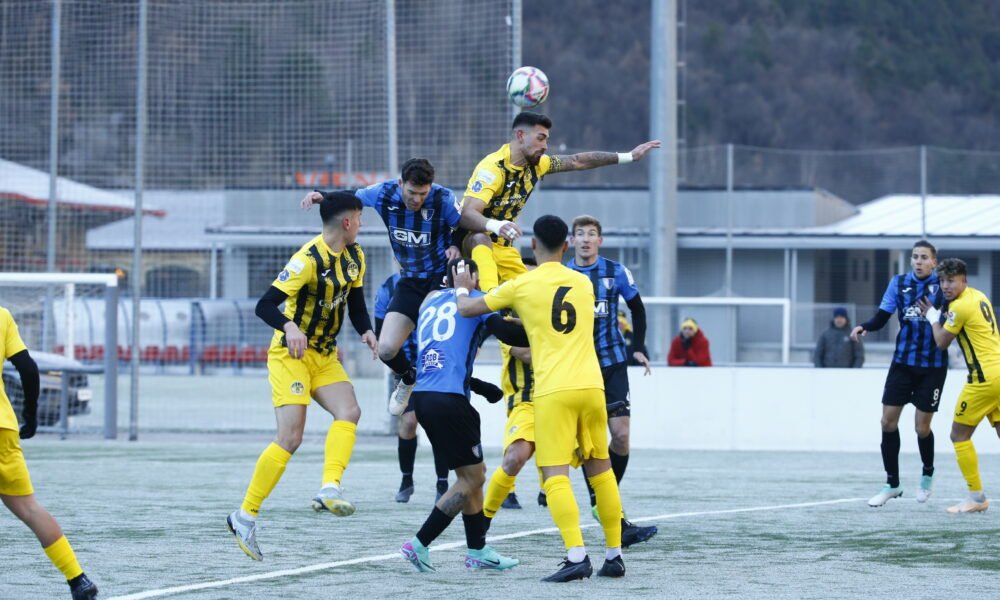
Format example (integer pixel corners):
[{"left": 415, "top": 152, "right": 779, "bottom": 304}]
[{"left": 467, "top": 366, "right": 1000, "bottom": 454}]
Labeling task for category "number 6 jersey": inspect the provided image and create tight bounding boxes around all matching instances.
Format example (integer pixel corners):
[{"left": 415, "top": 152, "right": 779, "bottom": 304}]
[
  {"left": 484, "top": 262, "right": 603, "bottom": 397},
  {"left": 942, "top": 285, "right": 1000, "bottom": 384}
]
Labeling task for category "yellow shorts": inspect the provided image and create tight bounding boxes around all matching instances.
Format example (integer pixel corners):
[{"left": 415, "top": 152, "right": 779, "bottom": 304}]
[
  {"left": 268, "top": 344, "right": 351, "bottom": 407},
  {"left": 954, "top": 377, "right": 1000, "bottom": 427},
  {"left": 534, "top": 388, "right": 609, "bottom": 468},
  {"left": 0, "top": 428, "right": 34, "bottom": 497},
  {"left": 503, "top": 402, "right": 535, "bottom": 451},
  {"left": 492, "top": 245, "right": 528, "bottom": 285}
]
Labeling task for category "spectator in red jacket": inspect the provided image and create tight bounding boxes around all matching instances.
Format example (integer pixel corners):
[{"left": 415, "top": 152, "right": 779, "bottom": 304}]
[{"left": 668, "top": 318, "right": 712, "bottom": 367}]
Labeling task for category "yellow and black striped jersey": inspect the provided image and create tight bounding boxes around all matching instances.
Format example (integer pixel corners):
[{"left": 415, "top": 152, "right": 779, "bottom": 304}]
[
  {"left": 943, "top": 286, "right": 1000, "bottom": 383},
  {"left": 271, "top": 234, "right": 366, "bottom": 354},
  {"left": 0, "top": 306, "right": 27, "bottom": 431},
  {"left": 463, "top": 144, "right": 552, "bottom": 247},
  {"left": 500, "top": 342, "right": 533, "bottom": 414}
]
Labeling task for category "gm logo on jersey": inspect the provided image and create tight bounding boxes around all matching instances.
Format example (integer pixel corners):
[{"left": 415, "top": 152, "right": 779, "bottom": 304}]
[
  {"left": 594, "top": 300, "right": 609, "bottom": 317},
  {"left": 903, "top": 305, "right": 923, "bottom": 321},
  {"left": 390, "top": 227, "right": 430, "bottom": 247}
]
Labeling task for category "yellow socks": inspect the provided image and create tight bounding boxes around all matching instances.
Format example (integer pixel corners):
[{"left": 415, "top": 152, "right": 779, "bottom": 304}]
[
  {"left": 322, "top": 420, "right": 357, "bottom": 486},
  {"left": 242, "top": 442, "right": 292, "bottom": 517},
  {"left": 471, "top": 245, "right": 499, "bottom": 292},
  {"left": 954, "top": 440, "right": 983, "bottom": 492},
  {"left": 542, "top": 475, "right": 584, "bottom": 549},
  {"left": 43, "top": 536, "right": 83, "bottom": 581},
  {"left": 588, "top": 469, "right": 623, "bottom": 549},
  {"left": 483, "top": 467, "right": 517, "bottom": 518}
]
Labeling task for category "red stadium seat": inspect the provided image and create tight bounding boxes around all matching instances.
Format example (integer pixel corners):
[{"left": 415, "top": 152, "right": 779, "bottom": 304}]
[
  {"left": 199, "top": 345, "right": 220, "bottom": 363},
  {"left": 162, "top": 345, "right": 181, "bottom": 363},
  {"left": 220, "top": 345, "right": 238, "bottom": 363},
  {"left": 237, "top": 346, "right": 257, "bottom": 364},
  {"left": 74, "top": 345, "right": 87, "bottom": 360},
  {"left": 256, "top": 347, "right": 270, "bottom": 363},
  {"left": 181, "top": 346, "right": 191, "bottom": 362},
  {"left": 141, "top": 346, "right": 161, "bottom": 362},
  {"left": 118, "top": 346, "right": 132, "bottom": 361},
  {"left": 53, "top": 344, "right": 65, "bottom": 356},
  {"left": 87, "top": 346, "right": 105, "bottom": 362}
]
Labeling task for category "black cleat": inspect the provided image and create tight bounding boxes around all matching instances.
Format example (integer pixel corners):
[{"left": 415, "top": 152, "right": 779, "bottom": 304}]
[
  {"left": 621, "top": 519, "right": 658, "bottom": 548},
  {"left": 395, "top": 483, "right": 414, "bottom": 503},
  {"left": 541, "top": 556, "right": 593, "bottom": 582},
  {"left": 69, "top": 573, "right": 98, "bottom": 599},
  {"left": 537, "top": 490, "right": 548, "bottom": 507},
  {"left": 597, "top": 555, "right": 626, "bottom": 578},
  {"left": 501, "top": 492, "right": 523, "bottom": 509}
]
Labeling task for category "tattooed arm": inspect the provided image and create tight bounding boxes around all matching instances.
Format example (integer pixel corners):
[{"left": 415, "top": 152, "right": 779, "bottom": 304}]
[{"left": 547, "top": 139, "right": 661, "bottom": 173}]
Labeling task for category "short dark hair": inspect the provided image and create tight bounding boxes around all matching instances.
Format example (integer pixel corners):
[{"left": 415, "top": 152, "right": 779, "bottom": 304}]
[
  {"left": 937, "top": 257, "right": 967, "bottom": 278},
  {"left": 320, "top": 191, "right": 362, "bottom": 226},
  {"left": 400, "top": 158, "right": 435, "bottom": 186},
  {"left": 913, "top": 239, "right": 937, "bottom": 258},
  {"left": 512, "top": 111, "right": 552, "bottom": 131},
  {"left": 571, "top": 214, "right": 602, "bottom": 236},
  {"left": 446, "top": 258, "right": 479, "bottom": 288},
  {"left": 521, "top": 255, "right": 537, "bottom": 267},
  {"left": 533, "top": 215, "right": 569, "bottom": 251}
]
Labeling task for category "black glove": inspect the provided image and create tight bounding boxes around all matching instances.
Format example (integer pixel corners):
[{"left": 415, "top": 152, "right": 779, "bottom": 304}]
[
  {"left": 20, "top": 407, "right": 37, "bottom": 440},
  {"left": 470, "top": 377, "right": 504, "bottom": 404}
]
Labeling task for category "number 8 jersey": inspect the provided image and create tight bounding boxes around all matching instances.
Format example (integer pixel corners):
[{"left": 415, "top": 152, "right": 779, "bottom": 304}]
[
  {"left": 484, "top": 262, "right": 603, "bottom": 397},
  {"left": 413, "top": 288, "right": 496, "bottom": 398}
]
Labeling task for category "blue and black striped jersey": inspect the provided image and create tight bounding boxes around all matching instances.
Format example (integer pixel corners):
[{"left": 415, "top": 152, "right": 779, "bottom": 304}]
[
  {"left": 355, "top": 181, "right": 461, "bottom": 279},
  {"left": 568, "top": 256, "right": 639, "bottom": 368},
  {"left": 879, "top": 272, "right": 948, "bottom": 368},
  {"left": 374, "top": 273, "right": 417, "bottom": 365},
  {"left": 413, "top": 289, "right": 494, "bottom": 398}
]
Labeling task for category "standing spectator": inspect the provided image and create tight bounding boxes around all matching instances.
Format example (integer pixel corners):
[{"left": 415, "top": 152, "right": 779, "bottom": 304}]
[
  {"left": 814, "top": 307, "right": 865, "bottom": 368},
  {"left": 668, "top": 319, "right": 712, "bottom": 367}
]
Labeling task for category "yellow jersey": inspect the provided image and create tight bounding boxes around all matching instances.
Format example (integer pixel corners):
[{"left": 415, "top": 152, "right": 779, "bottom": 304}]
[
  {"left": 484, "top": 262, "right": 603, "bottom": 396},
  {"left": 0, "top": 307, "right": 28, "bottom": 431},
  {"left": 500, "top": 342, "right": 533, "bottom": 413},
  {"left": 943, "top": 286, "right": 1000, "bottom": 383},
  {"left": 463, "top": 144, "right": 552, "bottom": 246},
  {"left": 271, "top": 234, "right": 366, "bottom": 355}
]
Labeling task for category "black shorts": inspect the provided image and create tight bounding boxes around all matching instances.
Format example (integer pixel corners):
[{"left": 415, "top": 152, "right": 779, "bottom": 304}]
[
  {"left": 881, "top": 362, "right": 948, "bottom": 413},
  {"left": 387, "top": 275, "right": 445, "bottom": 324},
  {"left": 412, "top": 391, "right": 483, "bottom": 470},
  {"left": 602, "top": 362, "right": 631, "bottom": 418}
]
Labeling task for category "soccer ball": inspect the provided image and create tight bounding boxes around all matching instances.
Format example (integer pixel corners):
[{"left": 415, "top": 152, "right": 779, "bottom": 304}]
[{"left": 506, "top": 66, "right": 549, "bottom": 108}]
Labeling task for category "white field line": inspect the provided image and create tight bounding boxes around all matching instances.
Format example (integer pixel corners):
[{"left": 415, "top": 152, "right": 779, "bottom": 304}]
[{"left": 107, "top": 497, "right": 864, "bottom": 600}]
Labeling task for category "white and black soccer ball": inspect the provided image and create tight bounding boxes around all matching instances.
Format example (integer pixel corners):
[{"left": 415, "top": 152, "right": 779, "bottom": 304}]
[{"left": 506, "top": 66, "right": 549, "bottom": 108}]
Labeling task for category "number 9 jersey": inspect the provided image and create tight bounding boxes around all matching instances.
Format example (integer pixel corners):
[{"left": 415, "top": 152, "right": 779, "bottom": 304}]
[
  {"left": 484, "top": 262, "right": 603, "bottom": 397},
  {"left": 413, "top": 288, "right": 496, "bottom": 398},
  {"left": 943, "top": 285, "right": 1000, "bottom": 384}
]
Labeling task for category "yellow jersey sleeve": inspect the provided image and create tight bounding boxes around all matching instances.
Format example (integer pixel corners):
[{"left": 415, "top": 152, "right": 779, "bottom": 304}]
[
  {"left": 943, "top": 294, "right": 973, "bottom": 335},
  {"left": 2, "top": 308, "right": 27, "bottom": 359},
  {"left": 537, "top": 154, "right": 552, "bottom": 177},
  {"left": 484, "top": 279, "right": 517, "bottom": 312},
  {"left": 463, "top": 158, "right": 505, "bottom": 203},
  {"left": 273, "top": 250, "right": 314, "bottom": 297},
  {"left": 352, "top": 245, "right": 366, "bottom": 289}
]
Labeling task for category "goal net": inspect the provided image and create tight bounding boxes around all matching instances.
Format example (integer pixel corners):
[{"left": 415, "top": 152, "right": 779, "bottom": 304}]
[{"left": 0, "top": 273, "right": 119, "bottom": 437}]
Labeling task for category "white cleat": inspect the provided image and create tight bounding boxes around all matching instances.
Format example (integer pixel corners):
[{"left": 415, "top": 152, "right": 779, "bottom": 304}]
[
  {"left": 388, "top": 378, "right": 415, "bottom": 416},
  {"left": 947, "top": 495, "right": 989, "bottom": 514},
  {"left": 868, "top": 484, "right": 903, "bottom": 507},
  {"left": 915, "top": 475, "right": 933, "bottom": 503},
  {"left": 312, "top": 483, "right": 356, "bottom": 516},
  {"left": 227, "top": 510, "right": 263, "bottom": 560}
]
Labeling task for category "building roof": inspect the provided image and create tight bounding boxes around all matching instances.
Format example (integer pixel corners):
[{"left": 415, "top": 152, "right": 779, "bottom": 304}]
[
  {"left": 0, "top": 158, "right": 164, "bottom": 216},
  {"left": 87, "top": 191, "right": 222, "bottom": 250},
  {"left": 678, "top": 195, "right": 1000, "bottom": 250}
]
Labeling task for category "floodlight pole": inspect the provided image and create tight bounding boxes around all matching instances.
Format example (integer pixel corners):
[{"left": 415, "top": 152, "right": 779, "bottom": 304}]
[
  {"left": 129, "top": 0, "right": 148, "bottom": 441},
  {"left": 386, "top": 0, "right": 398, "bottom": 175},
  {"left": 44, "top": 0, "right": 62, "bottom": 354}
]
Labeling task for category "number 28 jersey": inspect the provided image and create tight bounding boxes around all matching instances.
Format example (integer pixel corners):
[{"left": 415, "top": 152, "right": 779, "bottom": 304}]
[
  {"left": 484, "top": 262, "right": 603, "bottom": 397},
  {"left": 413, "top": 289, "right": 495, "bottom": 398}
]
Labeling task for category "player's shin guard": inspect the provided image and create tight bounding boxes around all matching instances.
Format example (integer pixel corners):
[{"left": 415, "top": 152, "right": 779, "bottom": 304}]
[
  {"left": 918, "top": 431, "right": 935, "bottom": 477},
  {"left": 242, "top": 442, "right": 292, "bottom": 517},
  {"left": 398, "top": 436, "right": 417, "bottom": 476},
  {"left": 588, "top": 469, "right": 623, "bottom": 549},
  {"left": 43, "top": 536, "right": 83, "bottom": 581},
  {"left": 484, "top": 467, "right": 516, "bottom": 518},
  {"left": 471, "top": 245, "right": 499, "bottom": 292},
  {"left": 323, "top": 421, "right": 357, "bottom": 486},
  {"left": 542, "top": 475, "right": 584, "bottom": 549},
  {"left": 954, "top": 440, "right": 983, "bottom": 492}
]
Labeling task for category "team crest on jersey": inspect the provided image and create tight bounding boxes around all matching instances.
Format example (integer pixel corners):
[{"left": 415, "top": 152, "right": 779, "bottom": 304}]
[
  {"left": 601, "top": 277, "right": 615, "bottom": 291},
  {"left": 290, "top": 381, "right": 305, "bottom": 395},
  {"left": 929, "top": 284, "right": 939, "bottom": 294},
  {"left": 278, "top": 269, "right": 290, "bottom": 282},
  {"left": 471, "top": 444, "right": 483, "bottom": 459},
  {"left": 346, "top": 261, "right": 360, "bottom": 279},
  {"left": 471, "top": 181, "right": 483, "bottom": 193},
  {"left": 422, "top": 349, "right": 444, "bottom": 372},
  {"left": 420, "top": 207, "right": 435, "bottom": 221}
]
